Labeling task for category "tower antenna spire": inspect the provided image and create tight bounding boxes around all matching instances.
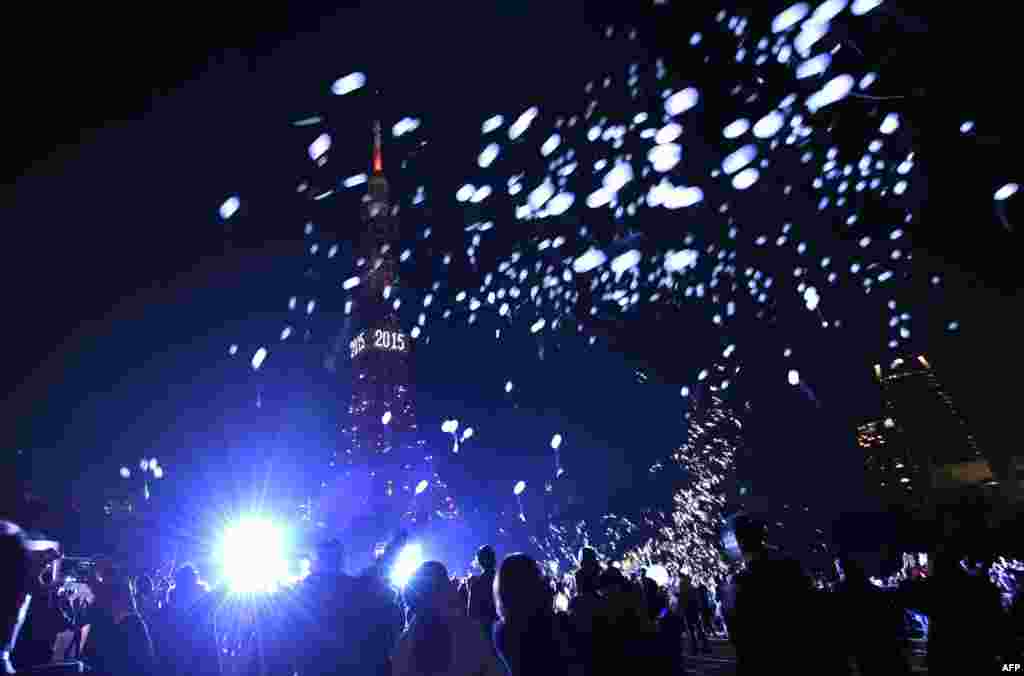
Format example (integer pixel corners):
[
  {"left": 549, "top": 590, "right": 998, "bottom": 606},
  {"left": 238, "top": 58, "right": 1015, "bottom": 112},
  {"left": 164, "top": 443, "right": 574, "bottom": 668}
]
[{"left": 372, "top": 120, "right": 384, "bottom": 174}]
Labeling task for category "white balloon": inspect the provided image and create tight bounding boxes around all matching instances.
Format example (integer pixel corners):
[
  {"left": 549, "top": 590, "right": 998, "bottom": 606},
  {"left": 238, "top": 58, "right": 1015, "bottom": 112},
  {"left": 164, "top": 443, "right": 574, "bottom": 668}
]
[
  {"left": 219, "top": 196, "right": 241, "bottom": 220},
  {"left": 771, "top": 3, "right": 810, "bottom": 33},
  {"left": 308, "top": 133, "right": 331, "bottom": 160},
  {"left": 994, "top": 183, "right": 1019, "bottom": 201},
  {"left": 573, "top": 249, "right": 607, "bottom": 274},
  {"left": 482, "top": 115, "right": 504, "bottom": 134},
  {"left": 665, "top": 88, "right": 699, "bottom": 116},
  {"left": 330, "top": 72, "right": 366, "bottom": 96}
]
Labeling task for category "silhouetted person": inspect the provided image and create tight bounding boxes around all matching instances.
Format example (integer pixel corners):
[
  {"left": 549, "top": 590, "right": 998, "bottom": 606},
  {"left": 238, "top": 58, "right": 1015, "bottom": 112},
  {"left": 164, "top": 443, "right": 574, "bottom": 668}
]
[
  {"left": 9, "top": 542, "right": 62, "bottom": 669},
  {"left": 729, "top": 515, "right": 844, "bottom": 674},
  {"left": 360, "top": 537, "right": 406, "bottom": 674},
  {"left": 657, "top": 593, "right": 685, "bottom": 675},
  {"left": 640, "top": 573, "right": 663, "bottom": 623},
  {"left": 1, "top": 522, "right": 32, "bottom": 674},
  {"left": 297, "top": 537, "right": 402, "bottom": 676},
  {"left": 836, "top": 557, "right": 911, "bottom": 675},
  {"left": 1008, "top": 587, "right": 1024, "bottom": 662},
  {"left": 698, "top": 583, "right": 715, "bottom": 637},
  {"left": 920, "top": 548, "right": 1006, "bottom": 675},
  {"left": 593, "top": 567, "right": 657, "bottom": 676},
  {"left": 80, "top": 567, "right": 155, "bottom": 676},
  {"left": 167, "top": 563, "right": 204, "bottom": 611},
  {"left": 716, "top": 573, "right": 737, "bottom": 638},
  {"left": 297, "top": 539, "right": 358, "bottom": 676},
  {"left": 574, "top": 547, "right": 601, "bottom": 599},
  {"left": 678, "top": 573, "right": 711, "bottom": 655},
  {"left": 467, "top": 545, "right": 498, "bottom": 630},
  {"left": 132, "top": 575, "right": 157, "bottom": 616},
  {"left": 494, "top": 553, "right": 577, "bottom": 676},
  {"left": 392, "top": 561, "right": 507, "bottom": 676},
  {"left": 158, "top": 564, "right": 220, "bottom": 676},
  {"left": 567, "top": 562, "right": 602, "bottom": 674},
  {"left": 457, "top": 575, "right": 470, "bottom": 612}
]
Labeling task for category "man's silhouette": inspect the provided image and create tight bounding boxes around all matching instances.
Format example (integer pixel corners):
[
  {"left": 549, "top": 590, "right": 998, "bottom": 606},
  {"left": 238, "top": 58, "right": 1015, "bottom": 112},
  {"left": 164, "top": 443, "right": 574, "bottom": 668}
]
[{"left": 467, "top": 545, "right": 498, "bottom": 629}]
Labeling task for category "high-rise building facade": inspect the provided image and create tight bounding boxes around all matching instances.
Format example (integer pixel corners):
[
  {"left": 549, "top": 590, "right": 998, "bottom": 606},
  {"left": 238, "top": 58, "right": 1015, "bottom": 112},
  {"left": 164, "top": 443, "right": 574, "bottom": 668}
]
[
  {"left": 863, "top": 355, "right": 992, "bottom": 508},
  {"left": 858, "top": 417, "right": 927, "bottom": 508},
  {"left": 874, "top": 355, "right": 982, "bottom": 467}
]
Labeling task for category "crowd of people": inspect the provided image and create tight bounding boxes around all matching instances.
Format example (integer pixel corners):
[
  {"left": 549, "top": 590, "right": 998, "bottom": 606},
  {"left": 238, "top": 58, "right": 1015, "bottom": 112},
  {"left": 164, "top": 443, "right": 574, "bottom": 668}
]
[{"left": 2, "top": 514, "right": 1022, "bottom": 675}]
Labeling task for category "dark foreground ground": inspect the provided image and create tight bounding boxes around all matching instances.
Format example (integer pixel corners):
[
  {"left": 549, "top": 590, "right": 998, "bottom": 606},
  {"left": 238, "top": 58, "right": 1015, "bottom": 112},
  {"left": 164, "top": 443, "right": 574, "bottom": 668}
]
[{"left": 681, "top": 638, "right": 930, "bottom": 675}]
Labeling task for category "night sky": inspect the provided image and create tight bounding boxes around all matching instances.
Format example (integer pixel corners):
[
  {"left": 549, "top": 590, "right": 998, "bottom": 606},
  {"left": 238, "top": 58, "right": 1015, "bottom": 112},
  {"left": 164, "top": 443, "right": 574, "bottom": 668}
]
[{"left": 3, "top": 2, "right": 1022, "bottom": 559}]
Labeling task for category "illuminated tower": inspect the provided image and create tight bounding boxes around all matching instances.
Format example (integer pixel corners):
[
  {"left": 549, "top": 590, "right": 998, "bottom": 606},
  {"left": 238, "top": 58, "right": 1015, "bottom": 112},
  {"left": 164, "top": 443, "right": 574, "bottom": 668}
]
[
  {"left": 874, "top": 355, "right": 981, "bottom": 465},
  {"left": 317, "top": 123, "right": 454, "bottom": 559},
  {"left": 858, "top": 416, "right": 926, "bottom": 509},
  {"left": 870, "top": 355, "right": 992, "bottom": 501},
  {"left": 342, "top": 122, "right": 419, "bottom": 503}
]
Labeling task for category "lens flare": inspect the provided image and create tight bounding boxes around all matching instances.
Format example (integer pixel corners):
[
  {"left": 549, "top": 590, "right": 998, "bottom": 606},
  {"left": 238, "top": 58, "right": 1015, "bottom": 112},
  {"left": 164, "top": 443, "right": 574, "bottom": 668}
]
[
  {"left": 220, "top": 517, "right": 289, "bottom": 593},
  {"left": 391, "top": 543, "right": 425, "bottom": 588}
]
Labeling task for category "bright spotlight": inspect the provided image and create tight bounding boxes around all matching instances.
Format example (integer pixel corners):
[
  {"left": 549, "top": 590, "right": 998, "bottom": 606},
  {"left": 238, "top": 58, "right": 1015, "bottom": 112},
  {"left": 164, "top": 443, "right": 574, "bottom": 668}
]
[
  {"left": 646, "top": 564, "right": 670, "bottom": 588},
  {"left": 391, "top": 543, "right": 424, "bottom": 589},
  {"left": 513, "top": 480, "right": 526, "bottom": 496},
  {"left": 415, "top": 480, "right": 429, "bottom": 495},
  {"left": 554, "top": 592, "right": 569, "bottom": 613},
  {"left": 219, "top": 517, "right": 289, "bottom": 593}
]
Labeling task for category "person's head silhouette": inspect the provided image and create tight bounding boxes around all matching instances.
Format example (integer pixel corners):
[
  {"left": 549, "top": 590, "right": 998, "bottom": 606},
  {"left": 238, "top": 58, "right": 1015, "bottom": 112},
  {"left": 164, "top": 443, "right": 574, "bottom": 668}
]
[
  {"left": 734, "top": 515, "right": 768, "bottom": 561},
  {"left": 476, "top": 545, "right": 497, "bottom": 573},
  {"left": 496, "top": 554, "right": 546, "bottom": 622},
  {"left": 579, "top": 546, "right": 599, "bottom": 570},
  {"left": 316, "top": 539, "right": 346, "bottom": 575},
  {"left": 405, "top": 561, "right": 452, "bottom": 616},
  {"left": 175, "top": 564, "right": 198, "bottom": 588},
  {"left": 403, "top": 561, "right": 456, "bottom": 674},
  {"left": 169, "top": 564, "right": 203, "bottom": 607}
]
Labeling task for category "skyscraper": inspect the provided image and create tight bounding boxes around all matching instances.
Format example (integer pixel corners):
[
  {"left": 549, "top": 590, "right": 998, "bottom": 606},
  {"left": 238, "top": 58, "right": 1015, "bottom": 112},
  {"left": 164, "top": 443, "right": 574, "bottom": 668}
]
[
  {"left": 858, "top": 416, "right": 926, "bottom": 508},
  {"left": 867, "top": 355, "right": 992, "bottom": 502},
  {"left": 874, "top": 355, "right": 981, "bottom": 465}
]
